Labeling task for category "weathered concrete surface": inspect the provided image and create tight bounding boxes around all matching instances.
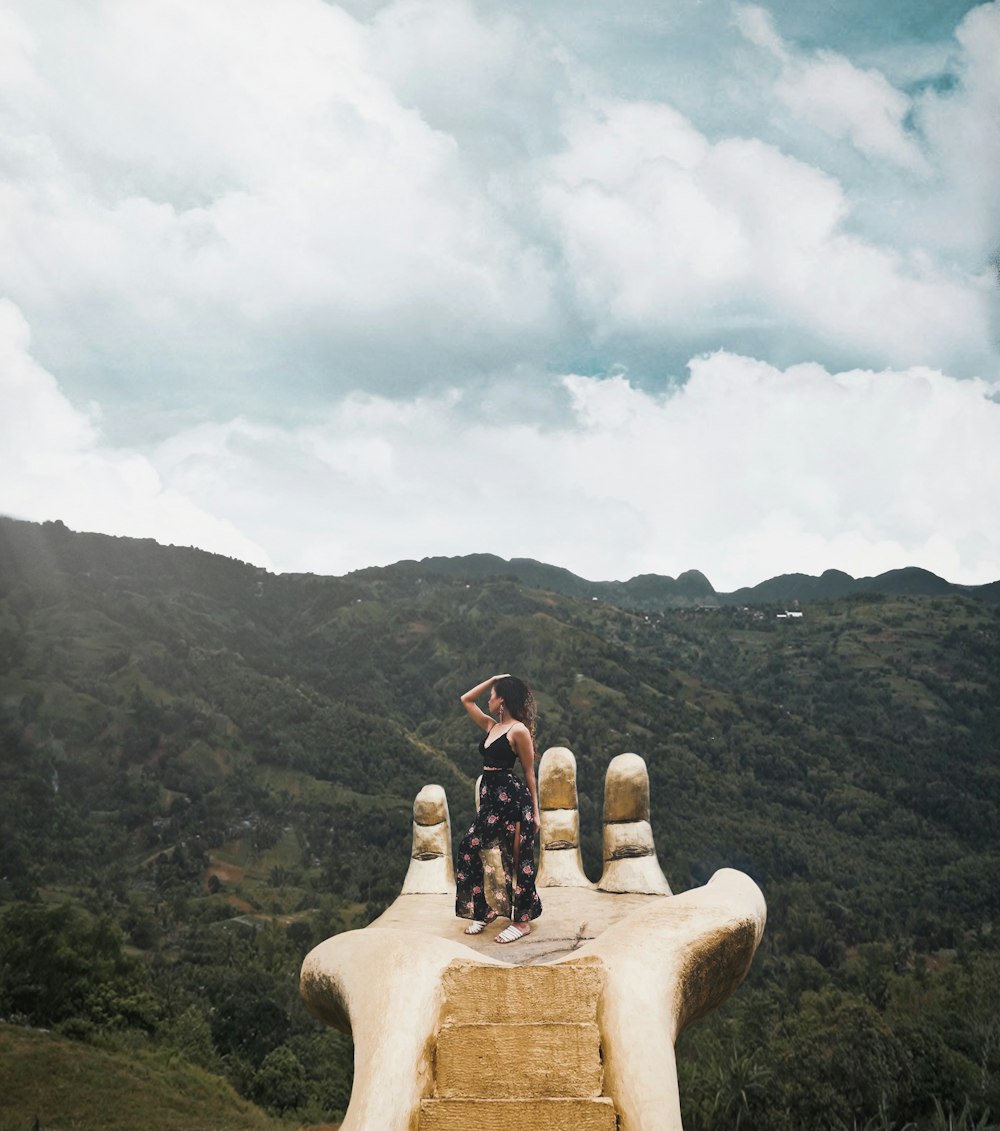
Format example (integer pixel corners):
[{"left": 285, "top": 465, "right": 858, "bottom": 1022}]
[
  {"left": 537, "top": 747, "right": 590, "bottom": 888},
  {"left": 602, "top": 752, "right": 652, "bottom": 821},
  {"left": 423, "top": 959, "right": 610, "bottom": 1128},
  {"left": 598, "top": 753, "right": 672, "bottom": 895},
  {"left": 368, "top": 887, "right": 666, "bottom": 965},
  {"left": 436, "top": 1021, "right": 603, "bottom": 1097},
  {"left": 300, "top": 928, "right": 503, "bottom": 1131},
  {"left": 401, "top": 784, "right": 455, "bottom": 895},
  {"left": 418, "top": 1097, "right": 618, "bottom": 1131},
  {"left": 573, "top": 867, "right": 767, "bottom": 1131},
  {"left": 440, "top": 959, "right": 604, "bottom": 1023}
]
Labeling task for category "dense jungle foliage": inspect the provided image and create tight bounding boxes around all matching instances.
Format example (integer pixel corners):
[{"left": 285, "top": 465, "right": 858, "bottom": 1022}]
[{"left": 1, "top": 516, "right": 999, "bottom": 1129}]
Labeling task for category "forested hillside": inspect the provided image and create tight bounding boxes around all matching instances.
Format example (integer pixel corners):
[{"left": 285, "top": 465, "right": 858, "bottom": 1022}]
[{"left": 1, "top": 516, "right": 998, "bottom": 1130}]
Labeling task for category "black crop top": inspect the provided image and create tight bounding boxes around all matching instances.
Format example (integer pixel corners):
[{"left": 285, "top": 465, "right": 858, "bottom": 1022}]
[{"left": 479, "top": 727, "right": 518, "bottom": 771}]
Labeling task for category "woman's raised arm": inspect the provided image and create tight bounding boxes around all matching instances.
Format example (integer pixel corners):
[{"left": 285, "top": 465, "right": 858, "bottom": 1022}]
[{"left": 460, "top": 674, "right": 508, "bottom": 732}]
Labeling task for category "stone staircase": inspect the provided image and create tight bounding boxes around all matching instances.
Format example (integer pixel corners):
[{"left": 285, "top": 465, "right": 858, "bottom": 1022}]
[{"left": 418, "top": 959, "right": 618, "bottom": 1131}]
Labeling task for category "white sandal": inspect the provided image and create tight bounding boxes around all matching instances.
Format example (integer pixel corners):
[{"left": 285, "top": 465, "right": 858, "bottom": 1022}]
[
  {"left": 495, "top": 924, "right": 529, "bottom": 944},
  {"left": 464, "top": 919, "right": 490, "bottom": 935}
]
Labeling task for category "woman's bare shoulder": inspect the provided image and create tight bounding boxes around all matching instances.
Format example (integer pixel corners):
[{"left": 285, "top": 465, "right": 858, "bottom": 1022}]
[{"left": 507, "top": 720, "right": 532, "bottom": 744}]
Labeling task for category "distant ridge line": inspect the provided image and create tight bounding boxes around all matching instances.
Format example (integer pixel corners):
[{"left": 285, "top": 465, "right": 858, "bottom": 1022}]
[
  {"left": 2, "top": 516, "right": 998, "bottom": 610},
  {"left": 357, "top": 553, "right": 1000, "bottom": 610}
]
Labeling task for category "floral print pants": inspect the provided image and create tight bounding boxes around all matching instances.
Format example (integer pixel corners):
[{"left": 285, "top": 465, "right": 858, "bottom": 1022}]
[{"left": 455, "top": 769, "right": 542, "bottom": 924}]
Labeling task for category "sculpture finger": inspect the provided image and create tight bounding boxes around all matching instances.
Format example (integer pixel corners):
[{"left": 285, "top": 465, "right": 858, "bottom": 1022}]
[
  {"left": 597, "top": 752, "right": 671, "bottom": 895},
  {"left": 401, "top": 784, "right": 455, "bottom": 895},
  {"left": 537, "top": 746, "right": 591, "bottom": 888}
]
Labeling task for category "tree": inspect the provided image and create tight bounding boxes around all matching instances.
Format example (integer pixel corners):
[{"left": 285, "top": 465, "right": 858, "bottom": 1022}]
[
  {"left": 251, "top": 1045, "right": 308, "bottom": 1113},
  {"left": 0, "top": 904, "right": 140, "bottom": 1027}
]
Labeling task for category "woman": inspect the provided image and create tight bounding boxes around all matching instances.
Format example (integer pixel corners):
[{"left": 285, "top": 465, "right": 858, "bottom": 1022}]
[{"left": 455, "top": 673, "right": 542, "bottom": 943}]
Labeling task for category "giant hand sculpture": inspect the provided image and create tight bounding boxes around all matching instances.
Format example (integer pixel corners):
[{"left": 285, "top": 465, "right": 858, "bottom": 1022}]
[{"left": 300, "top": 748, "right": 766, "bottom": 1131}]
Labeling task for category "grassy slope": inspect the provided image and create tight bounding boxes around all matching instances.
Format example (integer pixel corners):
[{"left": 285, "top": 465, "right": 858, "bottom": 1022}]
[{"left": 0, "top": 1024, "right": 288, "bottom": 1131}]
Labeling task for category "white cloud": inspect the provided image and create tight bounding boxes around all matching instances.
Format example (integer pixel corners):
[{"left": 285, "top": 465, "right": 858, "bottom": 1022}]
[
  {"left": 148, "top": 350, "right": 1000, "bottom": 590},
  {"left": 731, "top": 2, "right": 1000, "bottom": 290},
  {"left": 775, "top": 53, "right": 926, "bottom": 171},
  {"left": 0, "top": 299, "right": 271, "bottom": 565},
  {"left": 0, "top": 0, "right": 995, "bottom": 424},
  {"left": 733, "top": 4, "right": 789, "bottom": 63},
  {"left": 0, "top": 0, "right": 557, "bottom": 407},
  {"left": 4, "top": 294, "right": 998, "bottom": 589},
  {"left": 368, "top": 0, "right": 568, "bottom": 161},
  {"left": 734, "top": 4, "right": 927, "bottom": 171},
  {"left": 914, "top": 2, "right": 1000, "bottom": 260},
  {"left": 552, "top": 355, "right": 1000, "bottom": 587},
  {"left": 540, "top": 98, "right": 991, "bottom": 373}
]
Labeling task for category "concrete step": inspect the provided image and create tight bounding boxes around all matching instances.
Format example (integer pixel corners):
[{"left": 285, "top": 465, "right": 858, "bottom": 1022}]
[
  {"left": 440, "top": 958, "right": 603, "bottom": 1024},
  {"left": 434, "top": 1020, "right": 603, "bottom": 1098},
  {"left": 419, "top": 1097, "right": 618, "bottom": 1131}
]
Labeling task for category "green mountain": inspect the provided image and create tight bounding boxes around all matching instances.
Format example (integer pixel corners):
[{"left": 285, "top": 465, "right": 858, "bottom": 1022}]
[
  {"left": 361, "top": 551, "right": 718, "bottom": 607},
  {"left": 1, "top": 515, "right": 999, "bottom": 1131},
  {"left": 725, "top": 564, "right": 976, "bottom": 604},
  {"left": 354, "top": 550, "right": 998, "bottom": 609}
]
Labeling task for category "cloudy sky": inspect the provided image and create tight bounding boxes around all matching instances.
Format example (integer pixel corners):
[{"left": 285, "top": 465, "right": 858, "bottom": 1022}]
[{"left": 2, "top": 0, "right": 998, "bottom": 590}]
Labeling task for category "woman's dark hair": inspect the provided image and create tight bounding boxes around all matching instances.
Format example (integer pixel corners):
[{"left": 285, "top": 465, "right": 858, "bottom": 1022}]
[{"left": 493, "top": 675, "right": 536, "bottom": 737}]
